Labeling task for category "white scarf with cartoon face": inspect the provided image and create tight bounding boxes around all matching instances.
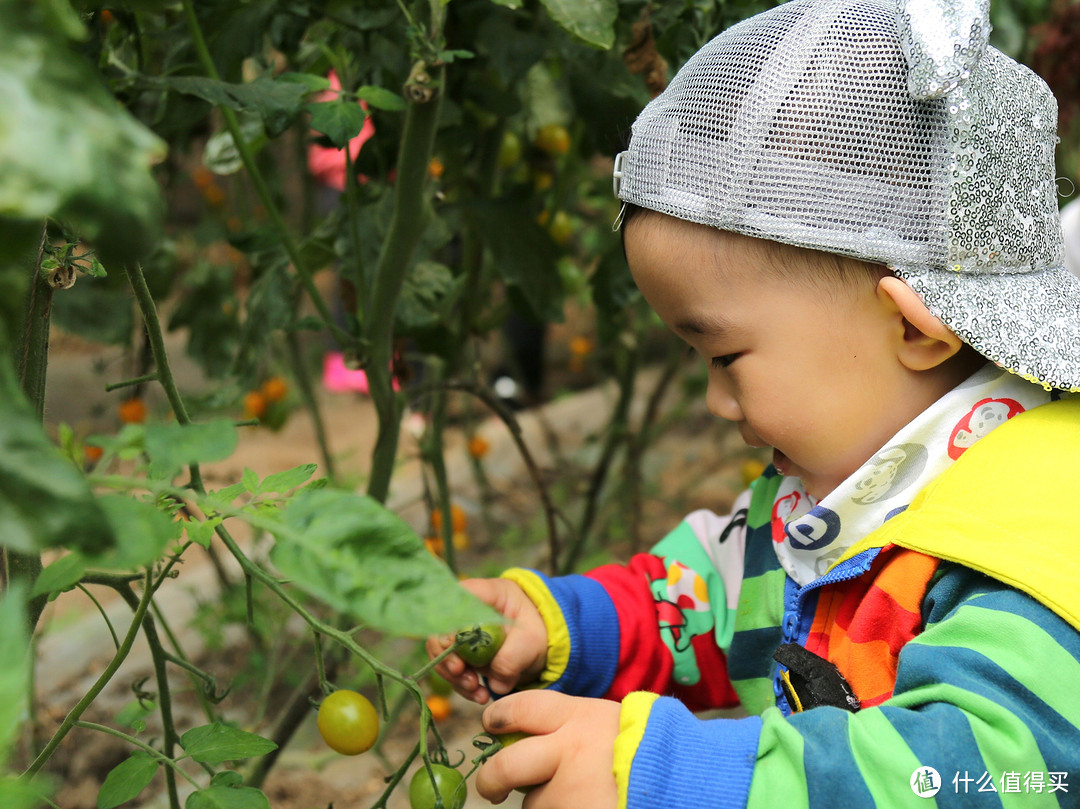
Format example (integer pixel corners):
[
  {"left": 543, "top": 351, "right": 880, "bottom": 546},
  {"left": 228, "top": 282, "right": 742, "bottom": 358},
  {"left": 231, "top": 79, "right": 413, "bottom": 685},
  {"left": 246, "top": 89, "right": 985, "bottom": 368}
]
[{"left": 772, "top": 364, "right": 1065, "bottom": 586}]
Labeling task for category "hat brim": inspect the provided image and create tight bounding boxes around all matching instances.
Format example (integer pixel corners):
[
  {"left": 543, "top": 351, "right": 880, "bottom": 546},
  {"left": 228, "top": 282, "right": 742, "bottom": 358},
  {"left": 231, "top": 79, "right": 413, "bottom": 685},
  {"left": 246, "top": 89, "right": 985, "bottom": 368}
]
[{"left": 893, "top": 263, "right": 1080, "bottom": 392}]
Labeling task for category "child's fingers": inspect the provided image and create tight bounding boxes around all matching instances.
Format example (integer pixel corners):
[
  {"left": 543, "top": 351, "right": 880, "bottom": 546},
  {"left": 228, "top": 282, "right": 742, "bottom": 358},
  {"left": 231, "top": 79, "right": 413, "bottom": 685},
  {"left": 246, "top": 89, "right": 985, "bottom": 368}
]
[
  {"left": 483, "top": 630, "right": 538, "bottom": 695},
  {"left": 481, "top": 690, "right": 570, "bottom": 736},
  {"left": 475, "top": 730, "right": 556, "bottom": 803}
]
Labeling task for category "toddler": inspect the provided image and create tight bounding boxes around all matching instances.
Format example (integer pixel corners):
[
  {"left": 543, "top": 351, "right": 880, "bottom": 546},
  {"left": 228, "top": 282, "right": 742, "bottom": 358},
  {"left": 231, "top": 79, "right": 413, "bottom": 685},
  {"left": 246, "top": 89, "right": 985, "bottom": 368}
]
[{"left": 428, "top": 0, "right": 1080, "bottom": 806}]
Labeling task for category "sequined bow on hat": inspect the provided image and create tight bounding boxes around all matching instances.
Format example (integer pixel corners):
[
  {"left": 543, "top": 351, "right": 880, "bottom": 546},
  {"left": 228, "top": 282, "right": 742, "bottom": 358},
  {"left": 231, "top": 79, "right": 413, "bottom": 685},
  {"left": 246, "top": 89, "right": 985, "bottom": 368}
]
[{"left": 897, "top": 0, "right": 991, "bottom": 98}]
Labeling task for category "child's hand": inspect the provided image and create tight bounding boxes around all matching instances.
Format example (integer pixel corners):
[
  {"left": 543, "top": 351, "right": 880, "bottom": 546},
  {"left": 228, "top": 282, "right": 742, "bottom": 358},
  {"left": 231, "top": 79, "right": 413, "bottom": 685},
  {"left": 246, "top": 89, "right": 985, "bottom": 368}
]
[
  {"left": 477, "top": 691, "right": 620, "bottom": 807},
  {"left": 425, "top": 578, "right": 547, "bottom": 703}
]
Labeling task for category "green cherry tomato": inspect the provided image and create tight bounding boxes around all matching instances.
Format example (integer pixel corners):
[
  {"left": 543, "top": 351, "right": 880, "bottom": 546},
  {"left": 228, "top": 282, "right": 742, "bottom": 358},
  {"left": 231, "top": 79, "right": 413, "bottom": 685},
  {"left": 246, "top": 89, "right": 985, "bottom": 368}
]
[
  {"left": 455, "top": 623, "right": 506, "bottom": 667},
  {"left": 496, "top": 731, "right": 530, "bottom": 748},
  {"left": 317, "top": 689, "right": 379, "bottom": 755},
  {"left": 409, "top": 763, "right": 467, "bottom": 809}
]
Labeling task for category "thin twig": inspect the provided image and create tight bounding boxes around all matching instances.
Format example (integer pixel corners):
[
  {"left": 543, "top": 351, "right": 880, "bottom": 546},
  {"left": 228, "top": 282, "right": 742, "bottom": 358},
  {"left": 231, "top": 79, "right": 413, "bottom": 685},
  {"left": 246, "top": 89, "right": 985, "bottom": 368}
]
[
  {"left": 411, "top": 379, "right": 570, "bottom": 574},
  {"left": 76, "top": 584, "right": 120, "bottom": 650}
]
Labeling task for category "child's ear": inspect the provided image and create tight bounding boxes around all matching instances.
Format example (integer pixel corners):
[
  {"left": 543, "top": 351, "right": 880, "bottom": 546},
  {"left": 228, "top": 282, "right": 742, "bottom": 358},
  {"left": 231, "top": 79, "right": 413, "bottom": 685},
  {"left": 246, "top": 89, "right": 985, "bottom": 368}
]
[{"left": 876, "top": 276, "right": 966, "bottom": 371}]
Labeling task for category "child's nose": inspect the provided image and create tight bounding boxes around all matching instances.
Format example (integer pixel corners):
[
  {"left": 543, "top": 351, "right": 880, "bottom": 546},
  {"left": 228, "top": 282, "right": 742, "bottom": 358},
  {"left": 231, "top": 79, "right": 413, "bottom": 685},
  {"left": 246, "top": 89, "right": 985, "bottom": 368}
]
[{"left": 706, "top": 375, "right": 743, "bottom": 422}]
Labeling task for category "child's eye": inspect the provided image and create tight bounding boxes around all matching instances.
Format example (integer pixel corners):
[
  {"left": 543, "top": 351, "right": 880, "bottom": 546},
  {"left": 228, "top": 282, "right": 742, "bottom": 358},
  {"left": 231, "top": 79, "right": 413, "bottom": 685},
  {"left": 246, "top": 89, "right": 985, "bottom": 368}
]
[{"left": 711, "top": 354, "right": 739, "bottom": 369}]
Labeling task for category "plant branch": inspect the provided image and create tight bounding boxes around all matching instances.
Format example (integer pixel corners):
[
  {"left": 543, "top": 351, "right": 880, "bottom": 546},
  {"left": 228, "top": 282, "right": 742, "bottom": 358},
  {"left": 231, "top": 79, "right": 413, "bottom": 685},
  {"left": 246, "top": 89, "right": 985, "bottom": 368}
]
[
  {"left": 179, "top": 0, "right": 352, "bottom": 349},
  {"left": 364, "top": 62, "right": 445, "bottom": 504},
  {"left": 73, "top": 721, "right": 202, "bottom": 790},
  {"left": 414, "top": 379, "right": 569, "bottom": 573},
  {"left": 21, "top": 570, "right": 158, "bottom": 779}
]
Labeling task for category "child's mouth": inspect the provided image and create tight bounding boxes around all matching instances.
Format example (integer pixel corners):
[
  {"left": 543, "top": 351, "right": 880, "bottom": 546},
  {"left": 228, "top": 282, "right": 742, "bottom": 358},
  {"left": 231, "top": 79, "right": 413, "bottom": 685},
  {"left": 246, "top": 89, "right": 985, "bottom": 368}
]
[{"left": 772, "top": 449, "right": 792, "bottom": 477}]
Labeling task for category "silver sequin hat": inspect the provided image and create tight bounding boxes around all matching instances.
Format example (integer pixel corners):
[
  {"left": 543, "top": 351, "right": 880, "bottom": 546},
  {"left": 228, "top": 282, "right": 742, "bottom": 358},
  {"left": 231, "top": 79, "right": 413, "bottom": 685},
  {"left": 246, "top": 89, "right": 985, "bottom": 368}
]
[{"left": 613, "top": 0, "right": 1080, "bottom": 392}]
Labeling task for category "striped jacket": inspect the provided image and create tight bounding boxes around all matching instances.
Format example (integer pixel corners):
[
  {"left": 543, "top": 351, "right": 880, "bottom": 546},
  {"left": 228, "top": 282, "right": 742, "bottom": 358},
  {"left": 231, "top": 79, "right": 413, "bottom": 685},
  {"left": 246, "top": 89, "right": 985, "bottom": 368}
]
[{"left": 504, "top": 398, "right": 1080, "bottom": 808}]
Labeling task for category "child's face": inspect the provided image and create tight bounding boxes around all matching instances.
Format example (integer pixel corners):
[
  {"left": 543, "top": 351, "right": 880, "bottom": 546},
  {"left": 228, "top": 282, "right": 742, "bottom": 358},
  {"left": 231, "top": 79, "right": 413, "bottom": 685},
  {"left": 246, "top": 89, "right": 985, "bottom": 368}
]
[{"left": 624, "top": 213, "right": 926, "bottom": 500}]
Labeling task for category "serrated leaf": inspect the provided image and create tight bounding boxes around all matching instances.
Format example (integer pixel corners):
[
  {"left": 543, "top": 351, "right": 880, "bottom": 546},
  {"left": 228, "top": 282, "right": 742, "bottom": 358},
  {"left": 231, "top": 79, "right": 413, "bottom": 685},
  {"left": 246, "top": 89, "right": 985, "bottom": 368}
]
[
  {"left": 205, "top": 483, "right": 246, "bottom": 510},
  {"left": 0, "top": 585, "right": 29, "bottom": 758},
  {"left": 97, "top": 752, "right": 159, "bottom": 809},
  {"left": 144, "top": 420, "right": 238, "bottom": 480},
  {"left": 31, "top": 552, "right": 86, "bottom": 598},
  {"left": 159, "top": 76, "right": 308, "bottom": 137},
  {"left": 0, "top": 356, "right": 113, "bottom": 555},
  {"left": 355, "top": 85, "right": 406, "bottom": 111},
  {"left": 306, "top": 100, "right": 369, "bottom": 150},
  {"left": 241, "top": 467, "right": 260, "bottom": 494},
  {"left": 87, "top": 495, "right": 179, "bottom": 571},
  {"left": 180, "top": 723, "right": 276, "bottom": 765},
  {"left": 268, "top": 489, "right": 500, "bottom": 637},
  {"left": 539, "top": 0, "right": 617, "bottom": 49},
  {"left": 185, "top": 785, "right": 270, "bottom": 809},
  {"left": 256, "top": 464, "right": 316, "bottom": 495},
  {"left": 183, "top": 516, "right": 220, "bottom": 549}
]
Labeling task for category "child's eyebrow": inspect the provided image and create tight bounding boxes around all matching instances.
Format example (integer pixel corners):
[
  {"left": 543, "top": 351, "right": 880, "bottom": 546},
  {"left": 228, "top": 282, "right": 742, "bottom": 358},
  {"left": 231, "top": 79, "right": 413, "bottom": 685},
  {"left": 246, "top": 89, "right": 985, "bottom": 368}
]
[{"left": 673, "top": 313, "right": 735, "bottom": 338}]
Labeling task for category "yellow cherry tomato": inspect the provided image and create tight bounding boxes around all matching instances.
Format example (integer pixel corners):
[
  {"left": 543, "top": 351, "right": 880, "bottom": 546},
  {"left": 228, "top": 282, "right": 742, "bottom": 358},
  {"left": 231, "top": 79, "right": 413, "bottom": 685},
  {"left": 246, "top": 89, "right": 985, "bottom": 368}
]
[{"left": 317, "top": 690, "right": 379, "bottom": 755}]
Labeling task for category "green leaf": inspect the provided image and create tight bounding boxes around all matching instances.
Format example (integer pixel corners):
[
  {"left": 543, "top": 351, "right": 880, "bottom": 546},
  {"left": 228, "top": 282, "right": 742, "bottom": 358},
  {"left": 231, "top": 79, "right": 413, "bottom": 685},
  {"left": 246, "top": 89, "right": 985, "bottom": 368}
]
[
  {"left": 113, "top": 699, "right": 156, "bottom": 730},
  {"left": 241, "top": 467, "right": 260, "bottom": 494},
  {"left": 396, "top": 261, "right": 462, "bottom": 332},
  {"left": 179, "top": 722, "right": 276, "bottom": 765},
  {"left": 87, "top": 496, "right": 179, "bottom": 571},
  {"left": 183, "top": 516, "right": 221, "bottom": 549},
  {"left": 144, "top": 421, "right": 238, "bottom": 480},
  {"left": 31, "top": 552, "right": 86, "bottom": 598},
  {"left": 0, "top": 585, "right": 29, "bottom": 760},
  {"left": 488, "top": 0, "right": 523, "bottom": 7},
  {"left": 97, "top": 752, "right": 159, "bottom": 809},
  {"left": 538, "top": 0, "right": 617, "bottom": 49},
  {"left": 0, "top": 777, "right": 46, "bottom": 809},
  {"left": 210, "top": 771, "right": 243, "bottom": 788},
  {"left": 233, "top": 262, "right": 293, "bottom": 379},
  {"left": 269, "top": 489, "right": 500, "bottom": 637},
  {"left": 590, "top": 248, "right": 640, "bottom": 314},
  {"left": 306, "top": 100, "right": 369, "bottom": 150},
  {"left": 355, "top": 85, "right": 407, "bottom": 111},
  {"left": 256, "top": 464, "right": 317, "bottom": 495},
  {"left": 202, "top": 116, "right": 267, "bottom": 176},
  {"left": 0, "top": 3, "right": 165, "bottom": 266},
  {"left": 185, "top": 785, "right": 270, "bottom": 809},
  {"left": 0, "top": 356, "right": 113, "bottom": 555},
  {"left": 158, "top": 76, "right": 309, "bottom": 138},
  {"left": 469, "top": 200, "right": 564, "bottom": 324},
  {"left": 276, "top": 72, "right": 331, "bottom": 92}
]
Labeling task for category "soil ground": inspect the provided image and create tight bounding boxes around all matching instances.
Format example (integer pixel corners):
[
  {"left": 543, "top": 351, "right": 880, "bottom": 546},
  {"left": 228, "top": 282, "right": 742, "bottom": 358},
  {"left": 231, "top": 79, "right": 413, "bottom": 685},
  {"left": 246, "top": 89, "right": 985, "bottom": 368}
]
[{"left": 27, "top": 322, "right": 765, "bottom": 809}]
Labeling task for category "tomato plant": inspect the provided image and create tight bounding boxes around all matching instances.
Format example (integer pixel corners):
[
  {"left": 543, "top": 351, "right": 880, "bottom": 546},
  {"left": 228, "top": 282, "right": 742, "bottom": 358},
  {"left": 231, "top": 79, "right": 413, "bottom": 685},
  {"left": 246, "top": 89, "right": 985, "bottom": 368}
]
[
  {"left": 409, "top": 763, "right": 467, "bottom": 809},
  {"left": 317, "top": 690, "right": 379, "bottom": 756}
]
